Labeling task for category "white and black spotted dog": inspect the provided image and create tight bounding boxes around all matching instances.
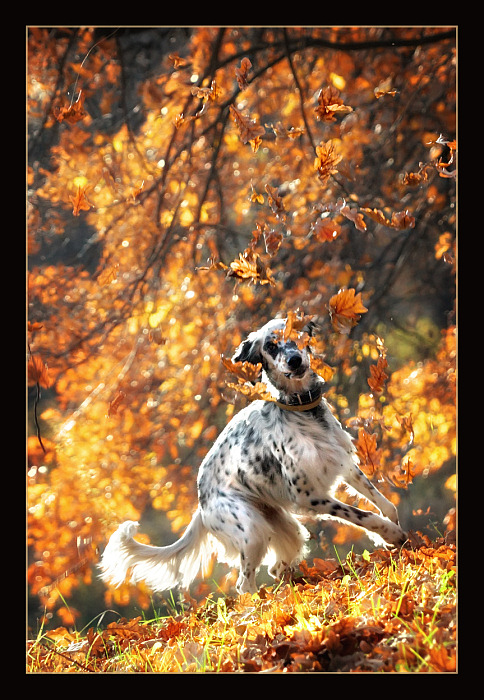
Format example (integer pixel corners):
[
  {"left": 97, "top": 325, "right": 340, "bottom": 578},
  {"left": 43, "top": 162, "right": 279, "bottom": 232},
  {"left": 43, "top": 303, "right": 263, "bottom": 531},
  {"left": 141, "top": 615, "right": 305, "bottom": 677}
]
[{"left": 100, "top": 317, "right": 407, "bottom": 595}]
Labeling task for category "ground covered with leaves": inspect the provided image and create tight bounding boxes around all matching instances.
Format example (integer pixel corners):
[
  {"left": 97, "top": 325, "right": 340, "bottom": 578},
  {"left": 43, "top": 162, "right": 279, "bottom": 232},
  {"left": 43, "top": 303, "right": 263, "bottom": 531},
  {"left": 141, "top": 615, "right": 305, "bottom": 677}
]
[{"left": 27, "top": 534, "right": 456, "bottom": 673}]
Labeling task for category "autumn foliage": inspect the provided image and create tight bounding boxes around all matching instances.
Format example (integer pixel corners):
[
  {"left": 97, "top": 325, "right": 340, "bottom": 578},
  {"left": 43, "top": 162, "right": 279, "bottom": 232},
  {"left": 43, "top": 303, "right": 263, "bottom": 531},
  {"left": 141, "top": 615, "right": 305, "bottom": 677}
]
[{"left": 27, "top": 26, "right": 456, "bottom": 664}]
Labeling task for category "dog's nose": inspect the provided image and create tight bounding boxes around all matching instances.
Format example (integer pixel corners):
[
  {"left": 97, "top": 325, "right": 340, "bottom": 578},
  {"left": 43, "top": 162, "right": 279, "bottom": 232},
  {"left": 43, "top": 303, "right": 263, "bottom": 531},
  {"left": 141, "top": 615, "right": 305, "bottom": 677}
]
[{"left": 287, "top": 353, "right": 302, "bottom": 370}]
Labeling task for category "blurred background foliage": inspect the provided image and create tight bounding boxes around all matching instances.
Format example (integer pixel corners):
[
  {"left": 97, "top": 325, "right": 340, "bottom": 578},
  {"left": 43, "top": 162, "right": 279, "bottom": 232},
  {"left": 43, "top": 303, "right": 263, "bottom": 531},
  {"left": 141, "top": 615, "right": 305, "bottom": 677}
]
[{"left": 27, "top": 26, "right": 456, "bottom": 631}]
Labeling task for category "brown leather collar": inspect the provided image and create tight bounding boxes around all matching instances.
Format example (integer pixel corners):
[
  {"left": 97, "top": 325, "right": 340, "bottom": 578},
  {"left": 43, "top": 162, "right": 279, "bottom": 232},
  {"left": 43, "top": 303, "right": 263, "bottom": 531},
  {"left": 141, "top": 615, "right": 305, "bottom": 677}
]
[{"left": 275, "top": 391, "right": 322, "bottom": 412}]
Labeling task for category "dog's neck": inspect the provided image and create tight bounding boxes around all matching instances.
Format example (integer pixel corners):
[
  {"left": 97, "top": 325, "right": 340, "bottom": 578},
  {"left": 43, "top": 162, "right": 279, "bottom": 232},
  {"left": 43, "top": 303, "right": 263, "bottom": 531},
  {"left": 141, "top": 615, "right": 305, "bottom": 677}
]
[{"left": 263, "top": 370, "right": 324, "bottom": 411}]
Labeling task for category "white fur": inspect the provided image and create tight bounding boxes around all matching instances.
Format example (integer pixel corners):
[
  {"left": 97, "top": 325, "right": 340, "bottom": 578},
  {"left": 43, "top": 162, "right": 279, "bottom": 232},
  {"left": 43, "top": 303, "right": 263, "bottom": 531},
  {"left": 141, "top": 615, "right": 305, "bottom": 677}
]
[{"left": 99, "top": 318, "right": 406, "bottom": 595}]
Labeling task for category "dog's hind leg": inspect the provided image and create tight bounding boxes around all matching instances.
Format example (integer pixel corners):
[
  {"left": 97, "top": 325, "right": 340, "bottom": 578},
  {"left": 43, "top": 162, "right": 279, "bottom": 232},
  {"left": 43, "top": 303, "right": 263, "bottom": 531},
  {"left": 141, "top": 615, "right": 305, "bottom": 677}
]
[
  {"left": 263, "top": 508, "right": 309, "bottom": 581},
  {"left": 202, "top": 494, "right": 272, "bottom": 594}
]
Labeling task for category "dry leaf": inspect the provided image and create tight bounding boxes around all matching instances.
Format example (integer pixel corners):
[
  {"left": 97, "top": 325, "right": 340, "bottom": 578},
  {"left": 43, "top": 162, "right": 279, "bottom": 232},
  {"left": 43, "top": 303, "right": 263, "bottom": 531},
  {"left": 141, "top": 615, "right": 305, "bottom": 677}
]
[
  {"left": 70, "top": 185, "right": 92, "bottom": 216},
  {"left": 28, "top": 354, "right": 51, "bottom": 388},
  {"left": 229, "top": 105, "right": 265, "bottom": 146},
  {"left": 314, "top": 140, "right": 343, "bottom": 184},
  {"left": 221, "top": 356, "right": 262, "bottom": 383},
  {"left": 235, "top": 57, "right": 252, "bottom": 90},
  {"left": 54, "top": 91, "right": 87, "bottom": 124},
  {"left": 314, "top": 85, "right": 353, "bottom": 122},
  {"left": 328, "top": 288, "right": 368, "bottom": 334},
  {"left": 367, "top": 356, "right": 389, "bottom": 394}
]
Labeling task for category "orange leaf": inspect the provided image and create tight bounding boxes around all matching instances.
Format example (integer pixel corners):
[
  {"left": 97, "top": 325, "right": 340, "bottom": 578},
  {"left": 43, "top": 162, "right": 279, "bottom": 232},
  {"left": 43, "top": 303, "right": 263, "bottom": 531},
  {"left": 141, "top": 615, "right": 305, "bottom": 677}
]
[
  {"left": 54, "top": 91, "right": 87, "bottom": 124},
  {"left": 340, "top": 205, "right": 367, "bottom": 232},
  {"left": 309, "top": 355, "right": 334, "bottom": 382},
  {"left": 191, "top": 78, "right": 222, "bottom": 102},
  {"left": 69, "top": 185, "right": 92, "bottom": 216},
  {"left": 355, "top": 428, "right": 381, "bottom": 476},
  {"left": 107, "top": 390, "right": 126, "bottom": 417},
  {"left": 229, "top": 105, "right": 265, "bottom": 146},
  {"left": 97, "top": 263, "right": 119, "bottom": 286},
  {"left": 328, "top": 288, "right": 368, "bottom": 333},
  {"left": 314, "top": 85, "right": 353, "bottom": 123},
  {"left": 235, "top": 57, "right": 252, "bottom": 90},
  {"left": 390, "top": 209, "right": 415, "bottom": 230},
  {"left": 227, "top": 249, "right": 275, "bottom": 286},
  {"left": 311, "top": 218, "right": 341, "bottom": 242},
  {"left": 221, "top": 356, "right": 262, "bottom": 383},
  {"left": 313, "top": 140, "right": 343, "bottom": 184},
  {"left": 367, "top": 356, "right": 389, "bottom": 394},
  {"left": 265, "top": 184, "right": 286, "bottom": 222},
  {"left": 226, "top": 380, "right": 275, "bottom": 403},
  {"left": 28, "top": 355, "right": 51, "bottom": 388}
]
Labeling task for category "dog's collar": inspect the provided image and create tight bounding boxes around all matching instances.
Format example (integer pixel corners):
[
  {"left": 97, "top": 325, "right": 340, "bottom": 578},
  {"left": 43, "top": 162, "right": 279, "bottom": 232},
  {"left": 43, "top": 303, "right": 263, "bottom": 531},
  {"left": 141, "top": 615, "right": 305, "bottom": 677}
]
[{"left": 275, "top": 389, "right": 322, "bottom": 412}]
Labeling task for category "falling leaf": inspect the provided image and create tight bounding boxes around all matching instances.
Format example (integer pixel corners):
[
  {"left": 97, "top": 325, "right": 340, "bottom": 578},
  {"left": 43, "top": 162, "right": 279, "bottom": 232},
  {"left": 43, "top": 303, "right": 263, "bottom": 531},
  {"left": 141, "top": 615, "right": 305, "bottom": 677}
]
[
  {"left": 28, "top": 354, "right": 51, "bottom": 388},
  {"left": 54, "top": 90, "right": 87, "bottom": 124},
  {"left": 196, "top": 257, "right": 229, "bottom": 273},
  {"left": 374, "top": 77, "right": 398, "bottom": 99},
  {"left": 97, "top": 263, "right": 119, "bottom": 287},
  {"left": 263, "top": 228, "right": 283, "bottom": 257},
  {"left": 314, "top": 85, "right": 353, "bottom": 122},
  {"left": 340, "top": 205, "right": 367, "bottom": 232},
  {"left": 229, "top": 105, "right": 265, "bottom": 146},
  {"left": 227, "top": 249, "right": 275, "bottom": 286},
  {"left": 191, "top": 79, "right": 222, "bottom": 102},
  {"left": 69, "top": 184, "right": 92, "bottom": 216},
  {"left": 314, "top": 140, "right": 343, "bottom": 184},
  {"left": 309, "top": 355, "right": 334, "bottom": 382},
  {"left": 267, "top": 121, "right": 305, "bottom": 140},
  {"left": 107, "top": 390, "right": 126, "bottom": 417},
  {"left": 394, "top": 457, "right": 416, "bottom": 488},
  {"left": 367, "top": 356, "right": 389, "bottom": 395},
  {"left": 360, "top": 207, "right": 391, "bottom": 227},
  {"left": 390, "top": 209, "right": 415, "bottom": 230},
  {"left": 283, "top": 310, "right": 315, "bottom": 341},
  {"left": 402, "top": 169, "right": 429, "bottom": 187},
  {"left": 361, "top": 207, "right": 415, "bottom": 230},
  {"left": 235, "top": 57, "right": 252, "bottom": 90},
  {"left": 310, "top": 218, "right": 341, "bottom": 242},
  {"left": 265, "top": 184, "right": 286, "bottom": 222},
  {"left": 226, "top": 380, "right": 275, "bottom": 403},
  {"left": 328, "top": 288, "right": 368, "bottom": 334},
  {"left": 355, "top": 428, "right": 381, "bottom": 475},
  {"left": 168, "top": 53, "right": 188, "bottom": 68},
  {"left": 249, "top": 184, "right": 264, "bottom": 204},
  {"left": 221, "top": 356, "right": 262, "bottom": 383}
]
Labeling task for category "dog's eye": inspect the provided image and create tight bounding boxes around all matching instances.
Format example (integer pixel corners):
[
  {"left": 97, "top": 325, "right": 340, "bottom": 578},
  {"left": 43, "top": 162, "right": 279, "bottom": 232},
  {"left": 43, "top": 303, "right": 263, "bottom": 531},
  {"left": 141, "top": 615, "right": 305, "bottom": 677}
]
[{"left": 264, "top": 340, "right": 279, "bottom": 358}]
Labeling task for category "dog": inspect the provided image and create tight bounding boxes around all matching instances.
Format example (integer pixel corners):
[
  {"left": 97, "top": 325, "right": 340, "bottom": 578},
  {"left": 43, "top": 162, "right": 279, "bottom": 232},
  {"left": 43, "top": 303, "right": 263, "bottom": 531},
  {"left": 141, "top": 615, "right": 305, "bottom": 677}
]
[{"left": 99, "top": 317, "right": 407, "bottom": 595}]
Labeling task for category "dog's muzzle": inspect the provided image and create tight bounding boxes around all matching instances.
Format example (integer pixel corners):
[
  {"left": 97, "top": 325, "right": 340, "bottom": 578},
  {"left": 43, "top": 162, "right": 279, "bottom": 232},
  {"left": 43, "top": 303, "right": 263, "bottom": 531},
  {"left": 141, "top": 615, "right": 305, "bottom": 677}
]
[{"left": 284, "top": 351, "right": 308, "bottom": 378}]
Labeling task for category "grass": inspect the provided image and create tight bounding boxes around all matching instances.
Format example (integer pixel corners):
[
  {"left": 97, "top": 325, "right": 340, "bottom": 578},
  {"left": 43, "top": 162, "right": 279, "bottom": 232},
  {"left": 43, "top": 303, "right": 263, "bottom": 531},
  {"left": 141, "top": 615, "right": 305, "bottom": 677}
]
[{"left": 27, "top": 534, "right": 456, "bottom": 673}]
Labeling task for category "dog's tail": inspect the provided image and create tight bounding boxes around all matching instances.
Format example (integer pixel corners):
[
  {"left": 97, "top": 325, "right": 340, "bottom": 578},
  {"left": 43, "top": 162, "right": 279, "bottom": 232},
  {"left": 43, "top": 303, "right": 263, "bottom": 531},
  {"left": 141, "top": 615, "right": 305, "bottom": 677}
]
[{"left": 99, "top": 508, "right": 211, "bottom": 592}]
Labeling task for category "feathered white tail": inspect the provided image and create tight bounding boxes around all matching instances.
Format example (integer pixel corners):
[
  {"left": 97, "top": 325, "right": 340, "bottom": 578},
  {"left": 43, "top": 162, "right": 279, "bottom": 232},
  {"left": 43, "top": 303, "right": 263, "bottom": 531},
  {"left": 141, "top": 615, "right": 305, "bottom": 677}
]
[{"left": 99, "top": 508, "right": 211, "bottom": 592}]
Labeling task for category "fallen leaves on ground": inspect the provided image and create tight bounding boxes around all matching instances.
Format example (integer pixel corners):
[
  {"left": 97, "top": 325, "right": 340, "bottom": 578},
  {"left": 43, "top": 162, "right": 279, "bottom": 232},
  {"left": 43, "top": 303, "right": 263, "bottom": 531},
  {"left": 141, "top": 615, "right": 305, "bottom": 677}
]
[{"left": 27, "top": 536, "right": 456, "bottom": 673}]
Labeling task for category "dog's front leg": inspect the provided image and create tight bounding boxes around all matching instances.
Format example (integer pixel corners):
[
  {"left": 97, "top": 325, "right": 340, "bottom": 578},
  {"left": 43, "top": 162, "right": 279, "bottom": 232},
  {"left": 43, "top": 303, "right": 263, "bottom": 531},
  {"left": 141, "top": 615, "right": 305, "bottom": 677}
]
[{"left": 299, "top": 494, "right": 407, "bottom": 547}]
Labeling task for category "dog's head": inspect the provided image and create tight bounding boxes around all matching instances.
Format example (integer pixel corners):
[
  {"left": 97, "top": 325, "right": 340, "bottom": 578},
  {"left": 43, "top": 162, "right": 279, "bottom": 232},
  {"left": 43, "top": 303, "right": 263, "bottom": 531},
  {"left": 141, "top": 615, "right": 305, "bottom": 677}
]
[{"left": 232, "top": 317, "right": 319, "bottom": 395}]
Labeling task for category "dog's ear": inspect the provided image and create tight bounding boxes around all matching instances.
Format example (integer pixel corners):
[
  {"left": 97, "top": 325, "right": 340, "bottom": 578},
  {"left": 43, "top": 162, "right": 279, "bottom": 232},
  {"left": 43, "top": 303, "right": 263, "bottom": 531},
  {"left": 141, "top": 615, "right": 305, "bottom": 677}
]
[{"left": 232, "top": 332, "right": 263, "bottom": 366}]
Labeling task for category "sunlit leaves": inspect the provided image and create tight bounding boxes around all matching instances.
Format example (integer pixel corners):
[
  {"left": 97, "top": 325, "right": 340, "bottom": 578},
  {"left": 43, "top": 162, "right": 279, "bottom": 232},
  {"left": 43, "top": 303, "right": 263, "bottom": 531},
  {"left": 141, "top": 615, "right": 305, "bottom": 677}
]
[
  {"left": 27, "top": 542, "right": 456, "bottom": 673},
  {"left": 27, "top": 27, "right": 456, "bottom": 626}
]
